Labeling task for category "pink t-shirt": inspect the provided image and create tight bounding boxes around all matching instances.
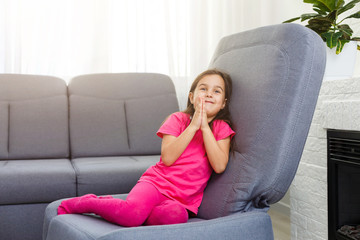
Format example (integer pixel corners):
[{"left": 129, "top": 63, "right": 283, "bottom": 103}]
[{"left": 139, "top": 112, "right": 235, "bottom": 214}]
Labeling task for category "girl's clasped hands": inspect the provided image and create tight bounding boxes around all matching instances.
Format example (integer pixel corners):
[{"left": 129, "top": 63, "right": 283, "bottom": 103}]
[{"left": 190, "top": 96, "right": 210, "bottom": 131}]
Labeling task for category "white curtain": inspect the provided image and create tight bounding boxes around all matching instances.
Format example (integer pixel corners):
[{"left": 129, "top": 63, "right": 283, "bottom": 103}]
[{"left": 1, "top": 0, "right": 359, "bottom": 108}]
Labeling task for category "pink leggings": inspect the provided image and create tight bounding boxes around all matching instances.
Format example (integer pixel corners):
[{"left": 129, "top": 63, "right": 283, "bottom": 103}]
[{"left": 58, "top": 182, "right": 189, "bottom": 227}]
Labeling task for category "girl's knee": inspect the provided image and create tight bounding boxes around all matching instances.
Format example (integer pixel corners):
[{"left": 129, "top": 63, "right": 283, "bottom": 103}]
[
  {"left": 168, "top": 203, "right": 188, "bottom": 222},
  {"left": 145, "top": 200, "right": 188, "bottom": 226}
]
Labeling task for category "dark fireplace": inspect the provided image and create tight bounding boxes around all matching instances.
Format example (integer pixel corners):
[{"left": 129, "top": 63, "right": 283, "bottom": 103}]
[{"left": 328, "top": 129, "right": 360, "bottom": 240}]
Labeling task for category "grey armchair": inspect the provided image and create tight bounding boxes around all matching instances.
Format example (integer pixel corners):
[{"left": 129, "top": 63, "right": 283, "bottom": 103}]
[{"left": 43, "top": 23, "right": 326, "bottom": 240}]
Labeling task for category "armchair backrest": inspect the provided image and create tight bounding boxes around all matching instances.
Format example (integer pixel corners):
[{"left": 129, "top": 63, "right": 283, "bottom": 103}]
[{"left": 198, "top": 23, "right": 326, "bottom": 219}]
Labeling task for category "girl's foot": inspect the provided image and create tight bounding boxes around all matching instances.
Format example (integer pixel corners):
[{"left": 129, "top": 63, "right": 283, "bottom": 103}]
[{"left": 58, "top": 194, "right": 97, "bottom": 215}]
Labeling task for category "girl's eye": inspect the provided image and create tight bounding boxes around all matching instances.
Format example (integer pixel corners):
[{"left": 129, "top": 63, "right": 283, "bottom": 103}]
[
  {"left": 200, "top": 88, "right": 206, "bottom": 91},
  {"left": 215, "top": 90, "right": 221, "bottom": 94}
]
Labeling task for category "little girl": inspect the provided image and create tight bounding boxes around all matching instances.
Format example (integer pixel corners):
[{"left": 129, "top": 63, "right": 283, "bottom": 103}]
[{"left": 58, "top": 69, "right": 235, "bottom": 227}]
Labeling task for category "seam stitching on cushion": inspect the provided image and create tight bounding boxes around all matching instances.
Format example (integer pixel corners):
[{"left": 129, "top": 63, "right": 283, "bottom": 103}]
[
  {"left": 7, "top": 102, "right": 10, "bottom": 158},
  {"left": 6, "top": 94, "right": 66, "bottom": 102},
  {"left": 67, "top": 87, "right": 71, "bottom": 159},
  {"left": 71, "top": 160, "right": 80, "bottom": 196},
  {"left": 275, "top": 32, "right": 317, "bottom": 189},
  {"left": 124, "top": 101, "right": 130, "bottom": 149},
  {"left": 70, "top": 93, "right": 176, "bottom": 102}
]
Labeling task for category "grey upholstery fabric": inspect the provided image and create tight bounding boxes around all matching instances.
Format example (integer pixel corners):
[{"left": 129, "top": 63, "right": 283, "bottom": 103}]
[
  {"left": 198, "top": 23, "right": 326, "bottom": 219},
  {"left": 0, "top": 203, "right": 48, "bottom": 240},
  {"left": 73, "top": 156, "right": 159, "bottom": 196},
  {"left": 0, "top": 74, "right": 75, "bottom": 240},
  {"left": 46, "top": 211, "right": 273, "bottom": 240},
  {"left": 0, "top": 74, "right": 69, "bottom": 159},
  {"left": 69, "top": 73, "right": 179, "bottom": 158},
  {"left": 0, "top": 159, "right": 76, "bottom": 204},
  {"left": 43, "top": 197, "right": 272, "bottom": 240},
  {"left": 0, "top": 101, "right": 8, "bottom": 156}
]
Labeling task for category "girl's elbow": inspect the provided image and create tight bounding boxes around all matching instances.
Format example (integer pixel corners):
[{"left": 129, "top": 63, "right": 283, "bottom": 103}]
[
  {"left": 213, "top": 159, "right": 228, "bottom": 174},
  {"left": 162, "top": 160, "right": 173, "bottom": 167},
  {"left": 161, "top": 155, "right": 175, "bottom": 167},
  {"left": 214, "top": 165, "right": 226, "bottom": 174}
]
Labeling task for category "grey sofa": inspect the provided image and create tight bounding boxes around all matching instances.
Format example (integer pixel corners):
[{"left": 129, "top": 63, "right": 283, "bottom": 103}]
[
  {"left": 42, "top": 23, "right": 326, "bottom": 240},
  {"left": 0, "top": 73, "right": 178, "bottom": 240}
]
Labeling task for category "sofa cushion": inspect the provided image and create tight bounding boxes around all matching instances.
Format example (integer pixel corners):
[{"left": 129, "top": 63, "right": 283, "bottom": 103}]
[
  {"left": 0, "top": 74, "right": 69, "bottom": 160},
  {"left": 8, "top": 96, "right": 69, "bottom": 159},
  {"left": 69, "top": 96, "right": 129, "bottom": 157},
  {"left": 125, "top": 95, "right": 178, "bottom": 155},
  {"left": 0, "top": 159, "right": 76, "bottom": 205},
  {"left": 73, "top": 156, "right": 160, "bottom": 196},
  {"left": 68, "top": 73, "right": 179, "bottom": 158}
]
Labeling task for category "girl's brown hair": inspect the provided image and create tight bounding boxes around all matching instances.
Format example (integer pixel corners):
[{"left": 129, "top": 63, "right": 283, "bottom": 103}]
[{"left": 183, "top": 69, "right": 235, "bottom": 150}]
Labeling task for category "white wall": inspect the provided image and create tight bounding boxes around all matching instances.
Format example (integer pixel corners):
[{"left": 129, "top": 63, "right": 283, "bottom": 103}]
[{"left": 291, "top": 76, "right": 360, "bottom": 239}]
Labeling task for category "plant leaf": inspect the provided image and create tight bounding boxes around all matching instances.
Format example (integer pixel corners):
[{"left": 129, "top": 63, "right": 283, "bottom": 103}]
[
  {"left": 338, "top": 24, "right": 353, "bottom": 39},
  {"left": 304, "top": 0, "right": 332, "bottom": 11},
  {"left": 327, "top": 10, "right": 338, "bottom": 22},
  {"left": 306, "top": 17, "right": 333, "bottom": 35},
  {"left": 314, "top": 0, "right": 340, "bottom": 11},
  {"left": 352, "top": 37, "right": 360, "bottom": 40},
  {"left": 336, "top": 39, "right": 350, "bottom": 54},
  {"left": 335, "top": 0, "right": 345, "bottom": 8},
  {"left": 301, "top": 13, "right": 322, "bottom": 21},
  {"left": 338, "top": 0, "right": 360, "bottom": 15},
  {"left": 283, "top": 17, "right": 301, "bottom": 23},
  {"left": 344, "top": 10, "right": 360, "bottom": 20},
  {"left": 313, "top": 7, "right": 328, "bottom": 15},
  {"left": 322, "top": 32, "right": 343, "bottom": 48}
]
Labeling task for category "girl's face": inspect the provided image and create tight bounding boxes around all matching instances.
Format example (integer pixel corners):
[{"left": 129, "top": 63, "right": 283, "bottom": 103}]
[{"left": 189, "top": 74, "right": 226, "bottom": 121}]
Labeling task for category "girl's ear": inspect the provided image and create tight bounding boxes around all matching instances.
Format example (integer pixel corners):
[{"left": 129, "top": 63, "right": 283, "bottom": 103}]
[
  {"left": 221, "top": 98, "right": 227, "bottom": 109},
  {"left": 189, "top": 92, "right": 194, "bottom": 104}
]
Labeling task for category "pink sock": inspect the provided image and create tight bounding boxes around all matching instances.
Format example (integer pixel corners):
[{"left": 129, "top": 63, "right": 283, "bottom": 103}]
[
  {"left": 57, "top": 182, "right": 166, "bottom": 227},
  {"left": 58, "top": 194, "right": 97, "bottom": 215}
]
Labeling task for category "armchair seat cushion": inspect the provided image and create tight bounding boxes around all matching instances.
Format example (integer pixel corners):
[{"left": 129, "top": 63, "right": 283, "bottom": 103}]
[
  {"left": 45, "top": 198, "right": 273, "bottom": 240},
  {"left": 0, "top": 159, "right": 76, "bottom": 205},
  {"left": 73, "top": 156, "right": 159, "bottom": 196}
]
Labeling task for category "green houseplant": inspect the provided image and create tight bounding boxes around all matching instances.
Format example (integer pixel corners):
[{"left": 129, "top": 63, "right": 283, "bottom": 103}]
[{"left": 284, "top": 0, "right": 360, "bottom": 54}]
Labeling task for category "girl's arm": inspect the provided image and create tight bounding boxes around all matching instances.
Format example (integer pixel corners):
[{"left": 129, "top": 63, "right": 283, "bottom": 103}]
[
  {"left": 202, "top": 129, "right": 231, "bottom": 174},
  {"left": 200, "top": 98, "right": 231, "bottom": 173},
  {"left": 161, "top": 105, "right": 203, "bottom": 166},
  {"left": 160, "top": 126, "right": 196, "bottom": 166}
]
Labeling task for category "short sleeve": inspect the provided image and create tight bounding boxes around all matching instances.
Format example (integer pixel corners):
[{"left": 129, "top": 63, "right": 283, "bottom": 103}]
[
  {"left": 157, "top": 112, "right": 188, "bottom": 138},
  {"left": 212, "top": 120, "right": 235, "bottom": 141}
]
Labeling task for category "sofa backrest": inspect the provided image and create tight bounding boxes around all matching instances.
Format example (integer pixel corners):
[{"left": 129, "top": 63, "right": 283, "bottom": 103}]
[
  {"left": 198, "top": 23, "right": 326, "bottom": 219},
  {"left": 68, "top": 73, "right": 179, "bottom": 158},
  {"left": 0, "top": 74, "right": 69, "bottom": 160}
]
